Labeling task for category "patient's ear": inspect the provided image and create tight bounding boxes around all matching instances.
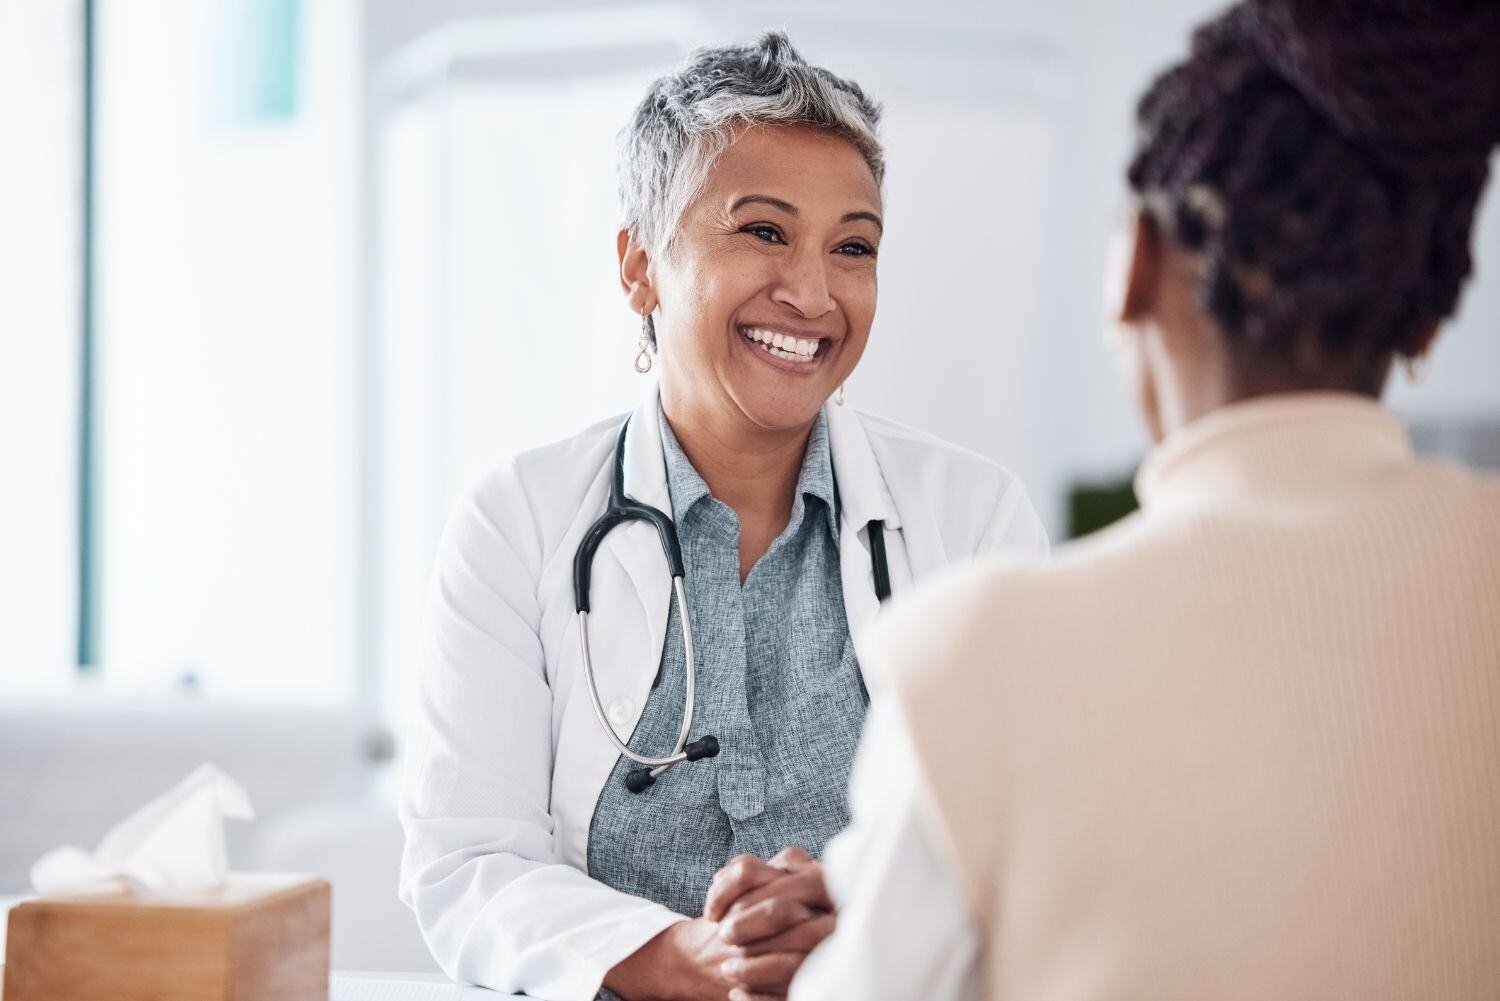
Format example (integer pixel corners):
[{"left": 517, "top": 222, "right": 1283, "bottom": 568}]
[
  {"left": 1401, "top": 319, "right": 1441, "bottom": 364},
  {"left": 617, "top": 229, "right": 656, "bottom": 315},
  {"left": 1116, "top": 211, "right": 1162, "bottom": 325}
]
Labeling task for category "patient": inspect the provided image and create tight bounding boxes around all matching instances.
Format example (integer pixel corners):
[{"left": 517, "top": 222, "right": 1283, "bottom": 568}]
[{"left": 791, "top": 1, "right": 1500, "bottom": 998}]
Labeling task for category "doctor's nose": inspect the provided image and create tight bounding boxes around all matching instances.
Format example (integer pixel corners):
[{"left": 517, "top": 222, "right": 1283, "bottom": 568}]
[{"left": 770, "top": 254, "right": 836, "bottom": 320}]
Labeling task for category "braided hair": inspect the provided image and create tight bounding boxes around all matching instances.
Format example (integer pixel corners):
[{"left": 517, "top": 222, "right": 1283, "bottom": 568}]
[{"left": 1127, "top": 0, "right": 1500, "bottom": 391}]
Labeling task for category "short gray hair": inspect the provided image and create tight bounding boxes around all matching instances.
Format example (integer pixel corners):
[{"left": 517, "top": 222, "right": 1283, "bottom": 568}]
[{"left": 618, "top": 31, "right": 884, "bottom": 256}]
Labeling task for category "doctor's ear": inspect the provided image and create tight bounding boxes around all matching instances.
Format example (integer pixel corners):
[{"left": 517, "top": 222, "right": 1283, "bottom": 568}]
[{"left": 617, "top": 228, "right": 657, "bottom": 316}]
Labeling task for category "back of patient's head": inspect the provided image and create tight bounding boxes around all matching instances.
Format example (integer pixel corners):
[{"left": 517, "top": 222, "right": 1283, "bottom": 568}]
[{"left": 1127, "top": 0, "right": 1500, "bottom": 396}]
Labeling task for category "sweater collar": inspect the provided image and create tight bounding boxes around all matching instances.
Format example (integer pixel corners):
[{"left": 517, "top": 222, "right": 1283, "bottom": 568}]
[{"left": 1134, "top": 392, "right": 1415, "bottom": 512}]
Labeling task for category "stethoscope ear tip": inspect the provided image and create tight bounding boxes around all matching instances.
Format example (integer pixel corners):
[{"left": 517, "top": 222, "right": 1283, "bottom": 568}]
[
  {"left": 684, "top": 735, "right": 720, "bottom": 761},
  {"left": 622, "top": 734, "right": 719, "bottom": 793}
]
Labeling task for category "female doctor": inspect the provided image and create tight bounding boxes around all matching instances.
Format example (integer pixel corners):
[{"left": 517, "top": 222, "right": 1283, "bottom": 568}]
[{"left": 398, "top": 32, "right": 1046, "bottom": 1001}]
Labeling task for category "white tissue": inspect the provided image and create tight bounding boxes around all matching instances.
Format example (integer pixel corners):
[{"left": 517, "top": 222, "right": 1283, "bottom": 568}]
[{"left": 30, "top": 763, "right": 255, "bottom": 896}]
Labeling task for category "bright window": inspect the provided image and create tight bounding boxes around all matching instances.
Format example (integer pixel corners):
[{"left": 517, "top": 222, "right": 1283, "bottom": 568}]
[
  {"left": 0, "top": 1, "right": 83, "bottom": 694},
  {"left": 93, "top": 0, "right": 359, "bottom": 700}
]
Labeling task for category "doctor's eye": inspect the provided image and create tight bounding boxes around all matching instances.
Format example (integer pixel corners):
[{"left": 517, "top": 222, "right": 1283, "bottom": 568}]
[
  {"left": 741, "top": 223, "right": 787, "bottom": 245},
  {"left": 835, "top": 239, "right": 876, "bottom": 258}
]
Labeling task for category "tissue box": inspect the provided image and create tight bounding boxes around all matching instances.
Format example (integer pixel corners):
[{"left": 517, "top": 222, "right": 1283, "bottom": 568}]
[{"left": 2, "top": 873, "right": 330, "bottom": 1001}]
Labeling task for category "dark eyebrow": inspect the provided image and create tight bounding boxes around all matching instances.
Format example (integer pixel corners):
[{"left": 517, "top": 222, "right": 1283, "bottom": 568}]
[
  {"left": 730, "top": 194, "right": 798, "bottom": 216},
  {"left": 730, "top": 195, "right": 884, "bottom": 235},
  {"left": 842, "top": 210, "right": 883, "bottom": 234}
]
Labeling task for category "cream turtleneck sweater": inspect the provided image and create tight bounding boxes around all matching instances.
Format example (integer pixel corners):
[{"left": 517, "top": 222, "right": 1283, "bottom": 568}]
[{"left": 794, "top": 393, "right": 1500, "bottom": 1001}]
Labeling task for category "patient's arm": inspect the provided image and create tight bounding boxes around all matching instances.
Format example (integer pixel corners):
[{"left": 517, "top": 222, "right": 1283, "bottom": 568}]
[{"left": 787, "top": 701, "right": 983, "bottom": 1001}]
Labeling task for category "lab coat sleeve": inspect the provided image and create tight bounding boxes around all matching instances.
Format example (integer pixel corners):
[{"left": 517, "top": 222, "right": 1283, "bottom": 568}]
[
  {"left": 789, "top": 699, "right": 983, "bottom": 1001},
  {"left": 398, "top": 472, "right": 684, "bottom": 1001}
]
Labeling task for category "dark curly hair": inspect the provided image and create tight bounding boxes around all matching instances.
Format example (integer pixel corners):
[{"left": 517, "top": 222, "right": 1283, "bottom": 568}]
[{"left": 1127, "top": 0, "right": 1500, "bottom": 392}]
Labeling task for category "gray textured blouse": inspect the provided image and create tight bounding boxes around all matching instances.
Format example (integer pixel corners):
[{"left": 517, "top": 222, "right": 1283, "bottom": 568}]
[{"left": 586, "top": 408, "right": 869, "bottom": 918}]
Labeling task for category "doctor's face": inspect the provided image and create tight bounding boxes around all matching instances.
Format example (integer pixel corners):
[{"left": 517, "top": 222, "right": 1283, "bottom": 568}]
[{"left": 647, "top": 124, "right": 882, "bottom": 433}]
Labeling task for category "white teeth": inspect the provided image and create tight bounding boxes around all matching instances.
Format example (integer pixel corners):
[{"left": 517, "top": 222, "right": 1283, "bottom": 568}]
[{"left": 741, "top": 327, "right": 821, "bottom": 363}]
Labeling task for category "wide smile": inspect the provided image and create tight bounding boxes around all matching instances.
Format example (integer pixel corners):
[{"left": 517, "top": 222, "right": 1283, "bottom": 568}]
[{"left": 738, "top": 325, "right": 832, "bottom": 370}]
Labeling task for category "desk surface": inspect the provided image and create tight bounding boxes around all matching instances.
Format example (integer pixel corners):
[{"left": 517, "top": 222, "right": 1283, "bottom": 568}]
[
  {"left": 2, "top": 969, "right": 517, "bottom": 1000},
  {"left": 331, "top": 973, "right": 515, "bottom": 999}
]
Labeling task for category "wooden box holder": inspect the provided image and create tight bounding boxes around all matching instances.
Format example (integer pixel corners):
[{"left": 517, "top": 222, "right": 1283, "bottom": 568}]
[{"left": 2, "top": 873, "right": 330, "bottom": 1001}]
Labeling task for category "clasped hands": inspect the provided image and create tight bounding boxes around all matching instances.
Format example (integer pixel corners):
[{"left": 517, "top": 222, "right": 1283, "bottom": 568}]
[{"left": 603, "top": 846, "right": 835, "bottom": 1001}]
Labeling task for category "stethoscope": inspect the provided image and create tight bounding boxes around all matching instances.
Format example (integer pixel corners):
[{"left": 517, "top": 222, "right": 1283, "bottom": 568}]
[{"left": 573, "top": 417, "right": 892, "bottom": 794}]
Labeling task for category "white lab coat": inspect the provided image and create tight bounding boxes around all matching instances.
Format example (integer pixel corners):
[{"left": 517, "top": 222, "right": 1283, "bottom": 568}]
[{"left": 398, "top": 383, "right": 1047, "bottom": 1000}]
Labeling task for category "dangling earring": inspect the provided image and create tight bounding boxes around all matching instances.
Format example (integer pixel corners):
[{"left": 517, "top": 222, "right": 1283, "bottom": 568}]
[
  {"left": 1402, "top": 352, "right": 1428, "bottom": 385},
  {"left": 634, "top": 313, "right": 654, "bottom": 374},
  {"left": 834, "top": 384, "right": 845, "bottom": 406}
]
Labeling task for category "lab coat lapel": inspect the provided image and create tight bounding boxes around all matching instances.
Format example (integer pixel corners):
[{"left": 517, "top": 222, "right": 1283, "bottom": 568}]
[{"left": 825, "top": 401, "right": 912, "bottom": 691}]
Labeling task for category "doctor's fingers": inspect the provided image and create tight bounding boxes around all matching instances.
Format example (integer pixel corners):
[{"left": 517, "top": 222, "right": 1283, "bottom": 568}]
[
  {"left": 705, "top": 854, "right": 784, "bottom": 921},
  {"left": 768, "top": 845, "right": 814, "bottom": 872},
  {"left": 719, "top": 896, "right": 815, "bottom": 946},
  {"left": 726, "top": 906, "right": 835, "bottom": 955},
  {"left": 726, "top": 991, "right": 786, "bottom": 1001},
  {"left": 720, "top": 950, "right": 806, "bottom": 994},
  {"left": 723, "top": 864, "right": 833, "bottom": 919}
]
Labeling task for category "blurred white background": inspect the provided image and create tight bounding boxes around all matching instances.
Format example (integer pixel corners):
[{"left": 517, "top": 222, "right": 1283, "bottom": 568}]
[{"left": 2, "top": 0, "right": 1496, "bottom": 972}]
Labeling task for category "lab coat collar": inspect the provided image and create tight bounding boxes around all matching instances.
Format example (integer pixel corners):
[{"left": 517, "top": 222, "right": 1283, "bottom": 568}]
[
  {"left": 620, "top": 381, "right": 903, "bottom": 533},
  {"left": 619, "top": 381, "right": 673, "bottom": 516},
  {"left": 825, "top": 397, "right": 903, "bottom": 532}
]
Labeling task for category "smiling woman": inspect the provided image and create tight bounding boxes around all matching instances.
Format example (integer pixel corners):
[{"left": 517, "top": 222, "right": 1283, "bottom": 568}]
[
  {"left": 634, "top": 125, "right": 881, "bottom": 428},
  {"left": 622, "top": 121, "right": 889, "bottom": 581},
  {"left": 397, "top": 32, "right": 1048, "bottom": 1001}
]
